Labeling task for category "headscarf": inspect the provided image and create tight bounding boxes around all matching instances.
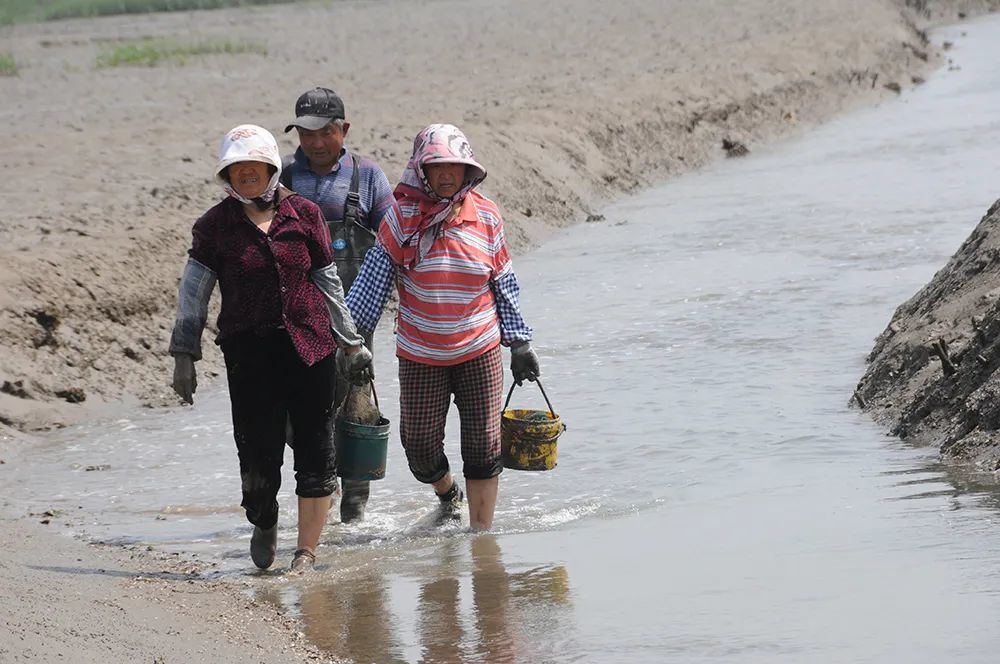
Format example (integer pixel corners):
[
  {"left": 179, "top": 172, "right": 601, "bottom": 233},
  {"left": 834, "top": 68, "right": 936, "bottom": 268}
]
[
  {"left": 214, "top": 124, "right": 282, "bottom": 206},
  {"left": 394, "top": 124, "right": 487, "bottom": 263}
]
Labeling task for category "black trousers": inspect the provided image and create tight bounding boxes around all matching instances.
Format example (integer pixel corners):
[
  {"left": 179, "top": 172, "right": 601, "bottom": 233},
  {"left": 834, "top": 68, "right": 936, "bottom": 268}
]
[{"left": 222, "top": 329, "right": 337, "bottom": 530}]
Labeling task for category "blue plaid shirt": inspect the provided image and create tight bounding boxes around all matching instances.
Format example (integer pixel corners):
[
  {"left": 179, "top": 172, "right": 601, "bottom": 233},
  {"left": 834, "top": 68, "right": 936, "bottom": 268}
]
[
  {"left": 346, "top": 244, "right": 533, "bottom": 344},
  {"left": 283, "top": 147, "right": 394, "bottom": 232}
]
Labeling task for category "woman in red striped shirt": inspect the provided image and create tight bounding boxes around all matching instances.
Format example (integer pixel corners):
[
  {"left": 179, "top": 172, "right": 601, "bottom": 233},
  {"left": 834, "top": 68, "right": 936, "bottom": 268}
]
[{"left": 347, "top": 124, "right": 540, "bottom": 530}]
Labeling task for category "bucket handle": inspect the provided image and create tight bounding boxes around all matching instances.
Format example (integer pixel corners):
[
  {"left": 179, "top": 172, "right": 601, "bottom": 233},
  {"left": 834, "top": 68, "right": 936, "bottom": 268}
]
[
  {"left": 503, "top": 378, "right": 557, "bottom": 419},
  {"left": 369, "top": 379, "right": 380, "bottom": 412}
]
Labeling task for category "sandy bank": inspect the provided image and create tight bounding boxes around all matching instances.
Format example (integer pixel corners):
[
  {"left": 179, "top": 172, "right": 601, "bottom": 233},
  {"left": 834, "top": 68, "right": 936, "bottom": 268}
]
[
  {"left": 0, "top": 506, "right": 338, "bottom": 662},
  {"left": 0, "top": 0, "right": 988, "bottom": 434}
]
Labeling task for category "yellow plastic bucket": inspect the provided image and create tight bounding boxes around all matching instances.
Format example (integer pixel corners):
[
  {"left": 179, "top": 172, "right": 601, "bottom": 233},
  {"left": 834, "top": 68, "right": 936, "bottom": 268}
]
[{"left": 501, "top": 379, "right": 566, "bottom": 471}]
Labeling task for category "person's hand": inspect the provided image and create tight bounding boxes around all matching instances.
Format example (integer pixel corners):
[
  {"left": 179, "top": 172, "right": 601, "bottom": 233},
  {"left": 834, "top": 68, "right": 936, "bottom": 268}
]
[
  {"left": 510, "top": 342, "right": 540, "bottom": 386},
  {"left": 337, "top": 344, "right": 374, "bottom": 385},
  {"left": 172, "top": 353, "right": 197, "bottom": 405}
]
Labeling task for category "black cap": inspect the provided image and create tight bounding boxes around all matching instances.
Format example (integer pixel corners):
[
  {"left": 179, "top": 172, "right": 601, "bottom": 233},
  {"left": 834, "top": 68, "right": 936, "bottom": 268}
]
[{"left": 284, "top": 87, "right": 345, "bottom": 133}]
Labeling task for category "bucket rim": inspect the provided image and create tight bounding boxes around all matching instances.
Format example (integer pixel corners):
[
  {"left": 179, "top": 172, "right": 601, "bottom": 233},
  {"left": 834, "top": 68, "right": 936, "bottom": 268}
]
[
  {"left": 502, "top": 408, "right": 561, "bottom": 422},
  {"left": 335, "top": 415, "right": 391, "bottom": 431}
]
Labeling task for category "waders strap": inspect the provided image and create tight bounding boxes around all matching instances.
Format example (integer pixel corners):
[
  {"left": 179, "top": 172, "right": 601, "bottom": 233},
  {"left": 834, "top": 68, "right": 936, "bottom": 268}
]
[
  {"left": 329, "top": 153, "right": 376, "bottom": 239},
  {"left": 344, "top": 152, "right": 362, "bottom": 227}
]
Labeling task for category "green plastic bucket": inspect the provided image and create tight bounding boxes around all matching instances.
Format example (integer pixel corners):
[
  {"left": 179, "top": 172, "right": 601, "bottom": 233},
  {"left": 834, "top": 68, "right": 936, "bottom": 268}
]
[
  {"left": 335, "top": 384, "right": 390, "bottom": 481},
  {"left": 336, "top": 416, "right": 390, "bottom": 480}
]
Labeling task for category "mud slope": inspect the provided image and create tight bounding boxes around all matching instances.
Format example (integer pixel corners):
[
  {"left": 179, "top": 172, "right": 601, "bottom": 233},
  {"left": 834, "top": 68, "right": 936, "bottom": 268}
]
[{"left": 857, "top": 200, "right": 1000, "bottom": 470}]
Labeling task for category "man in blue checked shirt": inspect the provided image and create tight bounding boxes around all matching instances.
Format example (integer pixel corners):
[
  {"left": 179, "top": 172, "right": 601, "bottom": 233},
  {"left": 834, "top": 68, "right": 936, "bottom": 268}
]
[{"left": 282, "top": 87, "right": 395, "bottom": 524}]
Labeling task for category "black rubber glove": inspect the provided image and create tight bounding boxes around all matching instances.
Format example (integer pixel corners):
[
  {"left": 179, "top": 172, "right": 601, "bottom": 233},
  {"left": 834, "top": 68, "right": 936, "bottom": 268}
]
[
  {"left": 336, "top": 345, "right": 374, "bottom": 386},
  {"left": 510, "top": 342, "right": 540, "bottom": 386},
  {"left": 172, "top": 353, "right": 197, "bottom": 405}
]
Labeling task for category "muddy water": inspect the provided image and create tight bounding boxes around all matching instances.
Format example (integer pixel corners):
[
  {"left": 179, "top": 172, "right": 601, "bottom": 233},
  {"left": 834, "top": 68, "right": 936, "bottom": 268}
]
[{"left": 9, "top": 16, "right": 1000, "bottom": 663}]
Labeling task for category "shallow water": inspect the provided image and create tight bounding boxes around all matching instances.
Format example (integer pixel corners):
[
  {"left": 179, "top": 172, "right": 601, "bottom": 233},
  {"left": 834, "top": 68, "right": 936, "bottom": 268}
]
[{"left": 9, "top": 15, "right": 1000, "bottom": 663}]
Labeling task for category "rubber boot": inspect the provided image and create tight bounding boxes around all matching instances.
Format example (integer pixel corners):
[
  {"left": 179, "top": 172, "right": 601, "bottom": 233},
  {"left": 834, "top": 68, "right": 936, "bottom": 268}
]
[
  {"left": 340, "top": 479, "right": 370, "bottom": 523},
  {"left": 250, "top": 524, "right": 278, "bottom": 569}
]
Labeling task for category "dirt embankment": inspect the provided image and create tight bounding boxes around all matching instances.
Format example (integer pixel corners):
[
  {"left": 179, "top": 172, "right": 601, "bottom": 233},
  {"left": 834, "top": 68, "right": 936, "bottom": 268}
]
[
  {"left": 856, "top": 199, "right": 1000, "bottom": 470},
  {"left": 0, "top": 0, "right": 993, "bottom": 436}
]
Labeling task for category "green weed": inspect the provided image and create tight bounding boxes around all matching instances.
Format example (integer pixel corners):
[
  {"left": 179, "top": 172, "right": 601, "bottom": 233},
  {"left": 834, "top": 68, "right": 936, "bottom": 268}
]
[
  {"left": 96, "top": 38, "right": 266, "bottom": 67},
  {"left": 0, "top": 53, "right": 18, "bottom": 76},
  {"left": 2, "top": 0, "right": 297, "bottom": 24}
]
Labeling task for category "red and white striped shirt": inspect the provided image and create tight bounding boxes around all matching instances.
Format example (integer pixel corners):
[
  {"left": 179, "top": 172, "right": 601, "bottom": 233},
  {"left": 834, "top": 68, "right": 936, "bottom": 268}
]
[{"left": 378, "top": 190, "right": 512, "bottom": 365}]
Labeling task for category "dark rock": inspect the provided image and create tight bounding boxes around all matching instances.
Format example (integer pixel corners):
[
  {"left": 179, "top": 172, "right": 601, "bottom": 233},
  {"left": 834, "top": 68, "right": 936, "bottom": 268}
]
[
  {"left": 55, "top": 388, "right": 86, "bottom": 403},
  {"left": 903, "top": 43, "right": 928, "bottom": 61},
  {"left": 722, "top": 138, "right": 749, "bottom": 158},
  {"left": 1, "top": 380, "right": 31, "bottom": 399},
  {"left": 884, "top": 82, "right": 902, "bottom": 94},
  {"left": 585, "top": 213, "right": 605, "bottom": 223},
  {"left": 31, "top": 309, "right": 60, "bottom": 348}
]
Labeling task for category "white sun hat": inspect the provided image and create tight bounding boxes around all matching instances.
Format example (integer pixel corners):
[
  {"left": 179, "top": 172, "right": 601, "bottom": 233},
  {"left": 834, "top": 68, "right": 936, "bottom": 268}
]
[{"left": 214, "top": 124, "right": 282, "bottom": 204}]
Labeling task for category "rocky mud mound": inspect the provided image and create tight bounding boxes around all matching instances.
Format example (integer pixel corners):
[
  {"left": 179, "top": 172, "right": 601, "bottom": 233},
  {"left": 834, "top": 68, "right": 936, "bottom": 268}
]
[{"left": 856, "top": 199, "right": 1000, "bottom": 469}]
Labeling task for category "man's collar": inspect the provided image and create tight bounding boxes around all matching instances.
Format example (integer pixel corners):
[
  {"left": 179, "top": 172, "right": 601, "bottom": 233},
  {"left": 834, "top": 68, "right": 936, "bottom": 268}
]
[{"left": 294, "top": 146, "right": 349, "bottom": 175}]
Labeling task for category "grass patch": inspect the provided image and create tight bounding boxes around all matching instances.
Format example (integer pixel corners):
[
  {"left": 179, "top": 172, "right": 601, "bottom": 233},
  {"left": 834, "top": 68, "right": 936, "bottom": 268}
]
[
  {"left": 96, "top": 38, "right": 266, "bottom": 67},
  {"left": 1, "top": 0, "right": 298, "bottom": 25},
  {"left": 0, "top": 0, "right": 43, "bottom": 25},
  {"left": 0, "top": 53, "right": 18, "bottom": 76}
]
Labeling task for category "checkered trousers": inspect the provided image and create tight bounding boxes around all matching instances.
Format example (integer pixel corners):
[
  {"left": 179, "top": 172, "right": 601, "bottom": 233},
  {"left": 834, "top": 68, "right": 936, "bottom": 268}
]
[{"left": 398, "top": 345, "right": 504, "bottom": 482}]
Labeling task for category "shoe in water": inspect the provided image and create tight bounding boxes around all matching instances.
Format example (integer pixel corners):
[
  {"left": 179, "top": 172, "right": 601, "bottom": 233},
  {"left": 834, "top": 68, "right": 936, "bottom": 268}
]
[
  {"left": 250, "top": 525, "right": 278, "bottom": 570},
  {"left": 290, "top": 548, "right": 316, "bottom": 573},
  {"left": 436, "top": 483, "right": 465, "bottom": 523},
  {"left": 340, "top": 479, "right": 370, "bottom": 524}
]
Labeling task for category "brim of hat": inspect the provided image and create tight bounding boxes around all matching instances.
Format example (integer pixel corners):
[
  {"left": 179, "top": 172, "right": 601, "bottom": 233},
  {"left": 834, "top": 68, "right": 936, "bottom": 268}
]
[
  {"left": 284, "top": 115, "right": 338, "bottom": 133},
  {"left": 420, "top": 156, "right": 487, "bottom": 182}
]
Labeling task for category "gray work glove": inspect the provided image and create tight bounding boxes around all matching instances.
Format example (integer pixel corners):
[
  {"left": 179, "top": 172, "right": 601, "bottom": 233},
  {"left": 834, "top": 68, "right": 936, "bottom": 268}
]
[
  {"left": 172, "top": 353, "right": 197, "bottom": 405},
  {"left": 510, "top": 341, "right": 540, "bottom": 386},
  {"left": 336, "top": 344, "right": 374, "bottom": 386}
]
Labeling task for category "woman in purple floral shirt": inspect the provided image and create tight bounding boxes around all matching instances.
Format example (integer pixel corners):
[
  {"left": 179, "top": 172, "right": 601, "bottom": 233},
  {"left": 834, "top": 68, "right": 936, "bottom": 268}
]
[{"left": 169, "top": 124, "right": 372, "bottom": 572}]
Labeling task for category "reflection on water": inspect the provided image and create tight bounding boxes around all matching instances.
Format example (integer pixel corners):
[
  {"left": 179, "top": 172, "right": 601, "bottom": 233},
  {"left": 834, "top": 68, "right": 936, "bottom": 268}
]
[
  {"left": 299, "top": 572, "right": 401, "bottom": 663},
  {"left": 255, "top": 535, "right": 571, "bottom": 664},
  {"left": 884, "top": 456, "right": 1000, "bottom": 513}
]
